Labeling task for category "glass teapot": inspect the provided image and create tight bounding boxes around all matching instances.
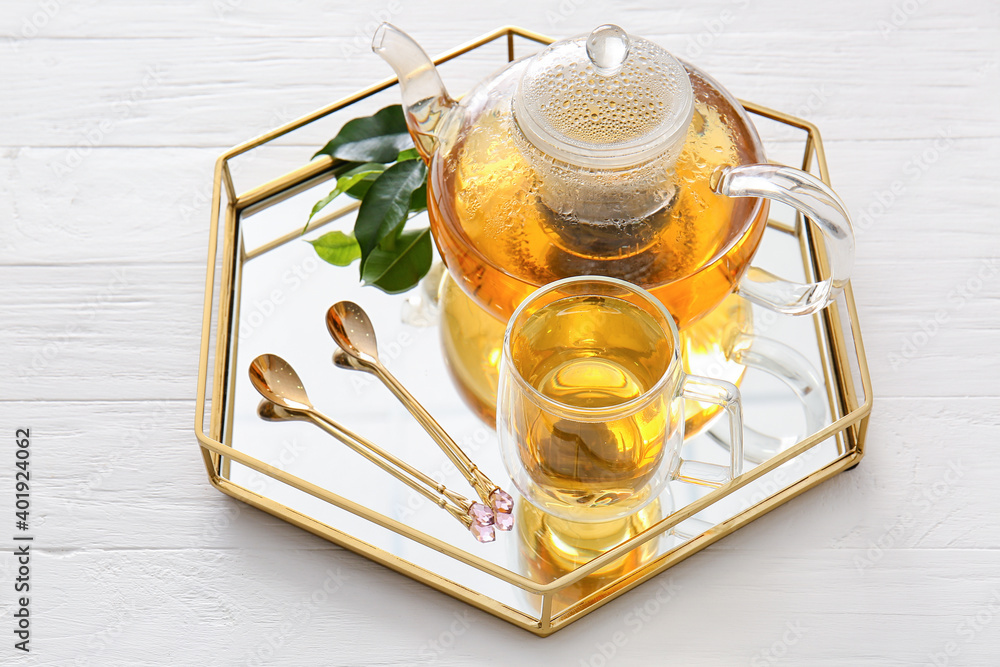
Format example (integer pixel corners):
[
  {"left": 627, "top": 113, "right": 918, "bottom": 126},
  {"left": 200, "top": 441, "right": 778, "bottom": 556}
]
[{"left": 374, "top": 24, "right": 854, "bottom": 329}]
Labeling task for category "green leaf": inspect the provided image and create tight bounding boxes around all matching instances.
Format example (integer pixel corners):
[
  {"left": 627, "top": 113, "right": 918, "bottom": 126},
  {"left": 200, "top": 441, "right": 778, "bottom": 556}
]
[
  {"left": 343, "top": 175, "right": 377, "bottom": 200},
  {"left": 313, "top": 105, "right": 413, "bottom": 163},
  {"left": 354, "top": 159, "right": 426, "bottom": 266},
  {"left": 307, "top": 163, "right": 386, "bottom": 223},
  {"left": 396, "top": 147, "right": 421, "bottom": 161},
  {"left": 344, "top": 151, "right": 422, "bottom": 201},
  {"left": 361, "top": 228, "right": 433, "bottom": 294},
  {"left": 309, "top": 231, "right": 361, "bottom": 267},
  {"left": 408, "top": 182, "right": 427, "bottom": 213}
]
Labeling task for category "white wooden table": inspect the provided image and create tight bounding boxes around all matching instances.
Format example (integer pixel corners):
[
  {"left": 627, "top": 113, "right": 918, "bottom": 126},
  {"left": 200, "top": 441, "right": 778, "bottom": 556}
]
[{"left": 2, "top": 1, "right": 998, "bottom": 664}]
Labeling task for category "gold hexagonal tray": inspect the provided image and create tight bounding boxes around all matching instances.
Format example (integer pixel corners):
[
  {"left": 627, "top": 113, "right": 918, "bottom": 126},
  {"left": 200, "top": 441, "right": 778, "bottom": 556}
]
[{"left": 194, "top": 26, "right": 872, "bottom": 636}]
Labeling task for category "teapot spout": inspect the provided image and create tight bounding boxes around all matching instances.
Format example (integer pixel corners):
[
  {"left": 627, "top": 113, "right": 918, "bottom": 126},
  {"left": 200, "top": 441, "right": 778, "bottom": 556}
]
[{"left": 372, "top": 23, "right": 456, "bottom": 159}]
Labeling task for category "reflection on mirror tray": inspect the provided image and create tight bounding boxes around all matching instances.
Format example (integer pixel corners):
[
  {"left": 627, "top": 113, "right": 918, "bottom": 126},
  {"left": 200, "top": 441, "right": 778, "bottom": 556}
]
[{"left": 515, "top": 497, "right": 664, "bottom": 613}]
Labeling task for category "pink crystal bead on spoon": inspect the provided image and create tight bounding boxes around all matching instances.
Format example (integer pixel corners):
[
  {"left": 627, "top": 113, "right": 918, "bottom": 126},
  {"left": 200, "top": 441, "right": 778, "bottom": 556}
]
[
  {"left": 470, "top": 522, "right": 496, "bottom": 543},
  {"left": 467, "top": 502, "right": 495, "bottom": 526},
  {"left": 493, "top": 510, "right": 514, "bottom": 531},
  {"left": 490, "top": 488, "right": 514, "bottom": 514}
]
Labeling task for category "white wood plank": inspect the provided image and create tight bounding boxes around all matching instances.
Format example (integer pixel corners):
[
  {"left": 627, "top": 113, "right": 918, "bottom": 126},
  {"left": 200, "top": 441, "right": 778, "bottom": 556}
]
[
  {"left": 2, "top": 0, "right": 995, "bottom": 39},
  {"left": 5, "top": 546, "right": 996, "bottom": 666},
  {"left": 1, "top": 28, "right": 997, "bottom": 149}
]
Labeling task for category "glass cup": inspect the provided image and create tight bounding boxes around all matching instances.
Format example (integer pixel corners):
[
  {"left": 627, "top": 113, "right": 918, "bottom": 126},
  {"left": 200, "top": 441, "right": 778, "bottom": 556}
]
[{"left": 497, "top": 276, "right": 744, "bottom": 522}]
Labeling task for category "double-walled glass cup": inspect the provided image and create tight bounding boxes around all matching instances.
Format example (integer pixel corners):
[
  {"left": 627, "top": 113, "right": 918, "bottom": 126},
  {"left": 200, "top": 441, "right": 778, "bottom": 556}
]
[{"left": 497, "top": 276, "right": 744, "bottom": 522}]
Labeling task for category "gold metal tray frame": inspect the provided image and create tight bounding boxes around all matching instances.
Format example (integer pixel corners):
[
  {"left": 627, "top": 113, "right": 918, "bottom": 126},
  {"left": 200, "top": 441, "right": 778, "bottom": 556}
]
[{"left": 194, "top": 26, "right": 873, "bottom": 636}]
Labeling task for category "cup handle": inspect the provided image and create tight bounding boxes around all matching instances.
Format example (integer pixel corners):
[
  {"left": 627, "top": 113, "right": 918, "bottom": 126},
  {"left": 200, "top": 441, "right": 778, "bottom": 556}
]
[
  {"left": 712, "top": 164, "right": 855, "bottom": 316},
  {"left": 708, "top": 332, "right": 827, "bottom": 465},
  {"left": 677, "top": 375, "right": 744, "bottom": 487}
]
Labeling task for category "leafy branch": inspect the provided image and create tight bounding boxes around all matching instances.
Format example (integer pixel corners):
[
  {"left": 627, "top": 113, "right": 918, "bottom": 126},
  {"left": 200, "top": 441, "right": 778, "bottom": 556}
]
[{"left": 305, "top": 105, "right": 431, "bottom": 294}]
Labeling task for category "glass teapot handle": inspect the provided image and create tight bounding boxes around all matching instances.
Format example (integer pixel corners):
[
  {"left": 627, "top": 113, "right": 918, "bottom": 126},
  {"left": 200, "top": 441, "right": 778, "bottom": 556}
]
[{"left": 712, "top": 164, "right": 855, "bottom": 316}]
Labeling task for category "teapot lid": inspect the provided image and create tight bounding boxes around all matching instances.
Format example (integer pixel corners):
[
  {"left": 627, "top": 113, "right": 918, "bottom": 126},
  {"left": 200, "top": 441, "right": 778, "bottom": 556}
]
[{"left": 513, "top": 25, "right": 694, "bottom": 170}]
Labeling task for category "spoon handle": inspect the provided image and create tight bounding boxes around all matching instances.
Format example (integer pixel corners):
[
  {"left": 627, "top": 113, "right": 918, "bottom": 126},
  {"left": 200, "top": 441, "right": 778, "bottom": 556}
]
[
  {"left": 303, "top": 410, "right": 471, "bottom": 523},
  {"left": 310, "top": 408, "right": 448, "bottom": 493},
  {"left": 373, "top": 363, "right": 480, "bottom": 482}
]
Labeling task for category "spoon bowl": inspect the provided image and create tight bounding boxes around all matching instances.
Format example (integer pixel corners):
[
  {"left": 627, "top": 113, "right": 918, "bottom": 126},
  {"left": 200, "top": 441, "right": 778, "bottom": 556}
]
[
  {"left": 326, "top": 302, "right": 380, "bottom": 364},
  {"left": 248, "top": 354, "right": 314, "bottom": 412}
]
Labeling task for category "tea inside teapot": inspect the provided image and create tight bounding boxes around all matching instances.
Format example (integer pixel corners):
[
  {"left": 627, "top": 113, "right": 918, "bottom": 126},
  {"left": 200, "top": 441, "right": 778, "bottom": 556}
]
[
  {"left": 374, "top": 23, "right": 852, "bottom": 326},
  {"left": 430, "top": 56, "right": 764, "bottom": 326}
]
